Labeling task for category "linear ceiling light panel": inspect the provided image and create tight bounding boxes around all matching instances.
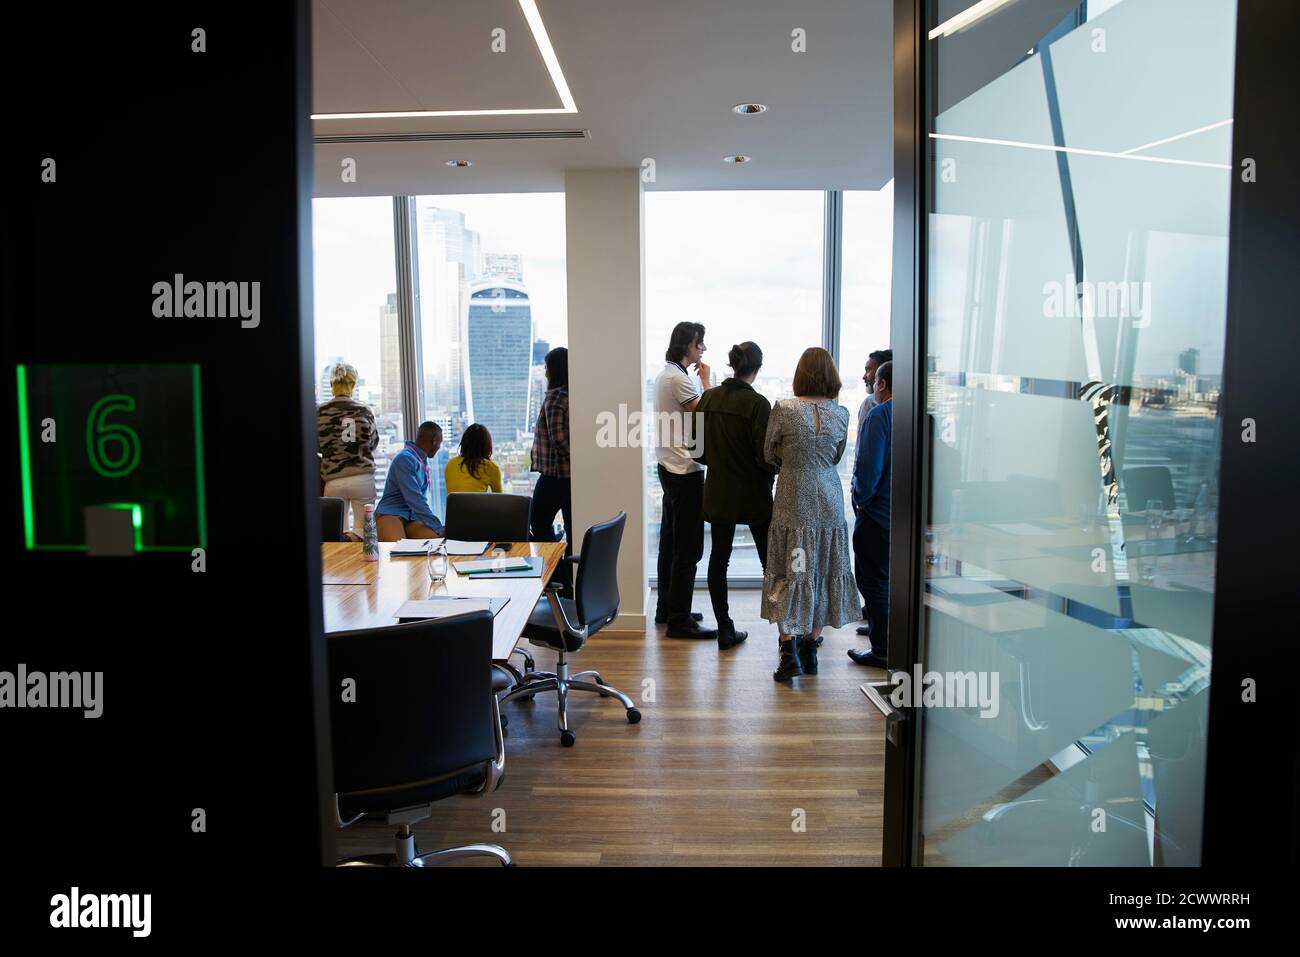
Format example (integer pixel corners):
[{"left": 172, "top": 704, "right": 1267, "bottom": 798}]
[
  {"left": 312, "top": 0, "right": 579, "bottom": 120},
  {"left": 313, "top": 129, "right": 589, "bottom": 144},
  {"left": 928, "top": 0, "right": 1017, "bottom": 40}
]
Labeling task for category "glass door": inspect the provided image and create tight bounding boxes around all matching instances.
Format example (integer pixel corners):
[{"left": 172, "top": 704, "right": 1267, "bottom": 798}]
[{"left": 910, "top": 0, "right": 1236, "bottom": 865}]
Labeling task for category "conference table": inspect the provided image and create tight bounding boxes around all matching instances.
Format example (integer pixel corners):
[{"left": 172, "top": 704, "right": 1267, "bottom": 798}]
[{"left": 321, "top": 541, "right": 567, "bottom": 661}]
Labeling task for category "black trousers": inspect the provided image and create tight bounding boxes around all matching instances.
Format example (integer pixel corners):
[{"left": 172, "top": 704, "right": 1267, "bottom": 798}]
[
  {"left": 707, "top": 520, "right": 769, "bottom": 634},
  {"left": 853, "top": 509, "right": 890, "bottom": 654},
  {"left": 530, "top": 473, "right": 573, "bottom": 593},
  {"left": 656, "top": 465, "right": 704, "bottom": 626}
]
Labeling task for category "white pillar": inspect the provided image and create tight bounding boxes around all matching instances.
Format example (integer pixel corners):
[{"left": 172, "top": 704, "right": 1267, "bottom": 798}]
[{"left": 564, "top": 169, "right": 647, "bottom": 630}]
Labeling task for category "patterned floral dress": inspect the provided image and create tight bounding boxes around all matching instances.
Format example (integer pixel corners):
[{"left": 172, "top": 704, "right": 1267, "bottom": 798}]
[{"left": 760, "top": 398, "right": 860, "bottom": 634}]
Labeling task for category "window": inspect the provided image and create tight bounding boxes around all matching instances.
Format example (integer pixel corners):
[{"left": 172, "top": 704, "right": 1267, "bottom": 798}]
[
  {"left": 311, "top": 196, "right": 404, "bottom": 503},
  {"left": 411, "top": 194, "right": 567, "bottom": 522},
  {"left": 644, "top": 191, "right": 825, "bottom": 581},
  {"left": 837, "top": 184, "right": 895, "bottom": 528}
]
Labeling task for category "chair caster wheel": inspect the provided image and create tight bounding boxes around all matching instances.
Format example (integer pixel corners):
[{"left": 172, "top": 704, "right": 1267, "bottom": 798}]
[
  {"left": 627, "top": 709, "right": 641, "bottom": 724},
  {"left": 560, "top": 730, "right": 576, "bottom": 747}
]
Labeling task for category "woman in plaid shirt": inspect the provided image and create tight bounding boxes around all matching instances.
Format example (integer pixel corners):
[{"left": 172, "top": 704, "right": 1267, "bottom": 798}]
[{"left": 530, "top": 347, "right": 571, "bottom": 557}]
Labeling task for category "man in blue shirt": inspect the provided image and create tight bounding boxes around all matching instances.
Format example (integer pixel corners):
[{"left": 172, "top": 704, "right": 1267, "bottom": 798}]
[
  {"left": 374, "top": 421, "right": 446, "bottom": 541},
  {"left": 848, "top": 361, "right": 892, "bottom": 667}
]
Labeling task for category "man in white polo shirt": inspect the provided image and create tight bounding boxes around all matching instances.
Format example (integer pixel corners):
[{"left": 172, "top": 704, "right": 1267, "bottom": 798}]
[{"left": 653, "top": 321, "right": 716, "bottom": 638}]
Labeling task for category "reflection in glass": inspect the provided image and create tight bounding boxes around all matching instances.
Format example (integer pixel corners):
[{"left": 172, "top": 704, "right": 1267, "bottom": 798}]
[{"left": 917, "top": 0, "right": 1235, "bottom": 866}]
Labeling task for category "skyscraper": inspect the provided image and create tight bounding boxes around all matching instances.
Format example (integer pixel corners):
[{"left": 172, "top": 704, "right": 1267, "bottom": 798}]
[
  {"left": 416, "top": 206, "right": 481, "bottom": 418},
  {"left": 465, "top": 280, "right": 533, "bottom": 442},
  {"left": 532, "top": 338, "right": 551, "bottom": 365},
  {"left": 1178, "top": 348, "right": 1200, "bottom": 376},
  {"left": 484, "top": 252, "right": 523, "bottom": 282},
  {"left": 379, "top": 292, "right": 400, "bottom": 414}
]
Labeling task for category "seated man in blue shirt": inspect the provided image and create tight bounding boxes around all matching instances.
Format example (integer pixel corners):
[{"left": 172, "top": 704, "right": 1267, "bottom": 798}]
[
  {"left": 848, "top": 361, "right": 892, "bottom": 667},
  {"left": 374, "top": 420, "right": 446, "bottom": 541}
]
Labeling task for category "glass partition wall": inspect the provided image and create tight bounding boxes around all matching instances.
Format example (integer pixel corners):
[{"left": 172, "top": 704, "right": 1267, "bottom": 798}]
[{"left": 914, "top": 0, "right": 1234, "bottom": 865}]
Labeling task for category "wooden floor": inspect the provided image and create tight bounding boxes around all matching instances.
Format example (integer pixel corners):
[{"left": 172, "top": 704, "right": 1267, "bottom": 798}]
[{"left": 335, "top": 589, "right": 888, "bottom": 866}]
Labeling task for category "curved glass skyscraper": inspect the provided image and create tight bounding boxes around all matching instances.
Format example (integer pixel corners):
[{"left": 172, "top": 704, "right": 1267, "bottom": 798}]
[{"left": 464, "top": 280, "right": 534, "bottom": 443}]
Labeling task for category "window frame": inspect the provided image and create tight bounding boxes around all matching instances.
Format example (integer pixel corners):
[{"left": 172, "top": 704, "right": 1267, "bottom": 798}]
[{"left": 379, "top": 188, "right": 878, "bottom": 587}]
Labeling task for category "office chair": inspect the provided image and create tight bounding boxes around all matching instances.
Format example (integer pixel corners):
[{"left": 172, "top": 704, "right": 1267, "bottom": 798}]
[
  {"left": 1121, "top": 466, "right": 1177, "bottom": 512},
  {"left": 445, "top": 492, "right": 531, "bottom": 542},
  {"left": 500, "top": 512, "right": 640, "bottom": 747},
  {"left": 445, "top": 491, "right": 537, "bottom": 678},
  {"left": 329, "top": 612, "right": 512, "bottom": 866},
  {"left": 320, "top": 496, "right": 346, "bottom": 543}
]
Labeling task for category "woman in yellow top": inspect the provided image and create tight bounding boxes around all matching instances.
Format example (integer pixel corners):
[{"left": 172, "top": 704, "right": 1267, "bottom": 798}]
[{"left": 445, "top": 423, "right": 503, "bottom": 493}]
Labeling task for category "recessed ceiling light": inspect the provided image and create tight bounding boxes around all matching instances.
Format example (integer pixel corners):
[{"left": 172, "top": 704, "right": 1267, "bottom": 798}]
[
  {"left": 312, "top": 0, "right": 577, "bottom": 120},
  {"left": 732, "top": 103, "right": 767, "bottom": 115},
  {"left": 445, "top": 159, "right": 473, "bottom": 168},
  {"left": 723, "top": 154, "right": 751, "bottom": 164}
]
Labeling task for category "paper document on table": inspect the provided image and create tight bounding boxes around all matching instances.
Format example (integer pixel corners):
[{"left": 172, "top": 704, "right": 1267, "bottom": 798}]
[
  {"left": 390, "top": 538, "right": 436, "bottom": 555},
  {"left": 442, "top": 540, "right": 489, "bottom": 555},
  {"left": 390, "top": 539, "right": 487, "bottom": 556}
]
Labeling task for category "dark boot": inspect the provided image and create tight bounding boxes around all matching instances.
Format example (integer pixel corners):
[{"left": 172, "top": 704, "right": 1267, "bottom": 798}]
[
  {"left": 773, "top": 638, "right": 803, "bottom": 682},
  {"left": 717, "top": 625, "right": 748, "bottom": 651},
  {"left": 797, "top": 635, "right": 818, "bottom": 674}
]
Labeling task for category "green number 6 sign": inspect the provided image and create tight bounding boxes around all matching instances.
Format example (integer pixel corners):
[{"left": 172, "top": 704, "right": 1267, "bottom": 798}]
[{"left": 86, "top": 394, "right": 142, "bottom": 479}]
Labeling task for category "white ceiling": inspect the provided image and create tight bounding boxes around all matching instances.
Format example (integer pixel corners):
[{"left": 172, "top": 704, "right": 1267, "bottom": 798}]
[{"left": 312, "top": 0, "right": 893, "bottom": 197}]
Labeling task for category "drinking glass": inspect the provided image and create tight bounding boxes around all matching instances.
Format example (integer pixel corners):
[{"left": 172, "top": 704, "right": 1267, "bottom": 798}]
[
  {"left": 1138, "top": 540, "right": 1157, "bottom": 584},
  {"left": 1145, "top": 500, "right": 1165, "bottom": 538},
  {"left": 427, "top": 542, "right": 449, "bottom": 584}
]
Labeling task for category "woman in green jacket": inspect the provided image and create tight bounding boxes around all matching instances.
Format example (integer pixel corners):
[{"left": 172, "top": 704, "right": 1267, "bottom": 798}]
[{"left": 697, "top": 341, "right": 777, "bottom": 650}]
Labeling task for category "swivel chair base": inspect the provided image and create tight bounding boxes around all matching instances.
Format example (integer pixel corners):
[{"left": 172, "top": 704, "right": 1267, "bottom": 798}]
[
  {"left": 500, "top": 648, "right": 640, "bottom": 747},
  {"left": 337, "top": 806, "right": 513, "bottom": 867}
]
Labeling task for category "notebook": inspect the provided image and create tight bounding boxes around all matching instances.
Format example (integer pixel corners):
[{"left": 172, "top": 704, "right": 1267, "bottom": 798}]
[
  {"left": 393, "top": 596, "right": 510, "bottom": 622},
  {"left": 453, "top": 556, "right": 544, "bottom": 579},
  {"left": 454, "top": 556, "right": 533, "bottom": 575}
]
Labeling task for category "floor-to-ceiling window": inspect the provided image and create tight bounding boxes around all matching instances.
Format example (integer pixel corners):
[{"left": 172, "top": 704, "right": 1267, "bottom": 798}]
[
  {"left": 411, "top": 193, "right": 567, "bottom": 523},
  {"left": 311, "top": 196, "right": 404, "bottom": 503},
  {"left": 838, "top": 184, "right": 895, "bottom": 529},
  {"left": 912, "top": 0, "right": 1234, "bottom": 866},
  {"left": 644, "top": 190, "right": 825, "bottom": 581}
]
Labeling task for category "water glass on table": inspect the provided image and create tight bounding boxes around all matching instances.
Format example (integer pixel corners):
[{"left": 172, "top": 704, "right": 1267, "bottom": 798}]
[{"left": 1145, "top": 500, "right": 1165, "bottom": 538}]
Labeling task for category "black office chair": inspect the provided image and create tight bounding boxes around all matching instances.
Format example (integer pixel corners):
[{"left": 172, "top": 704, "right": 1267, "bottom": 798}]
[
  {"left": 445, "top": 492, "right": 531, "bottom": 542},
  {"left": 500, "top": 512, "right": 640, "bottom": 747},
  {"left": 329, "top": 612, "right": 512, "bottom": 866},
  {"left": 1121, "top": 466, "right": 1177, "bottom": 512},
  {"left": 320, "top": 496, "right": 346, "bottom": 542}
]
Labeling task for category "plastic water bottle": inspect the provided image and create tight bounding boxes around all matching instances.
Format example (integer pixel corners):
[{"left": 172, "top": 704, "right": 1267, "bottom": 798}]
[{"left": 362, "top": 504, "right": 379, "bottom": 561}]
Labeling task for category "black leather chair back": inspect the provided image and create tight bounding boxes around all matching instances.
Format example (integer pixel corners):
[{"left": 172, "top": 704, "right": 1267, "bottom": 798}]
[
  {"left": 1121, "top": 466, "right": 1177, "bottom": 512},
  {"left": 446, "top": 492, "right": 531, "bottom": 542},
  {"left": 320, "top": 497, "right": 346, "bottom": 542},
  {"left": 328, "top": 612, "right": 494, "bottom": 800},
  {"left": 575, "top": 512, "right": 626, "bottom": 630}
]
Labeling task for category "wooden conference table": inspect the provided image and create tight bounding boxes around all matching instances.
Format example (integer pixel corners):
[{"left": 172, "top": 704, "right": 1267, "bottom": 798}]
[{"left": 321, "top": 541, "right": 567, "bottom": 661}]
